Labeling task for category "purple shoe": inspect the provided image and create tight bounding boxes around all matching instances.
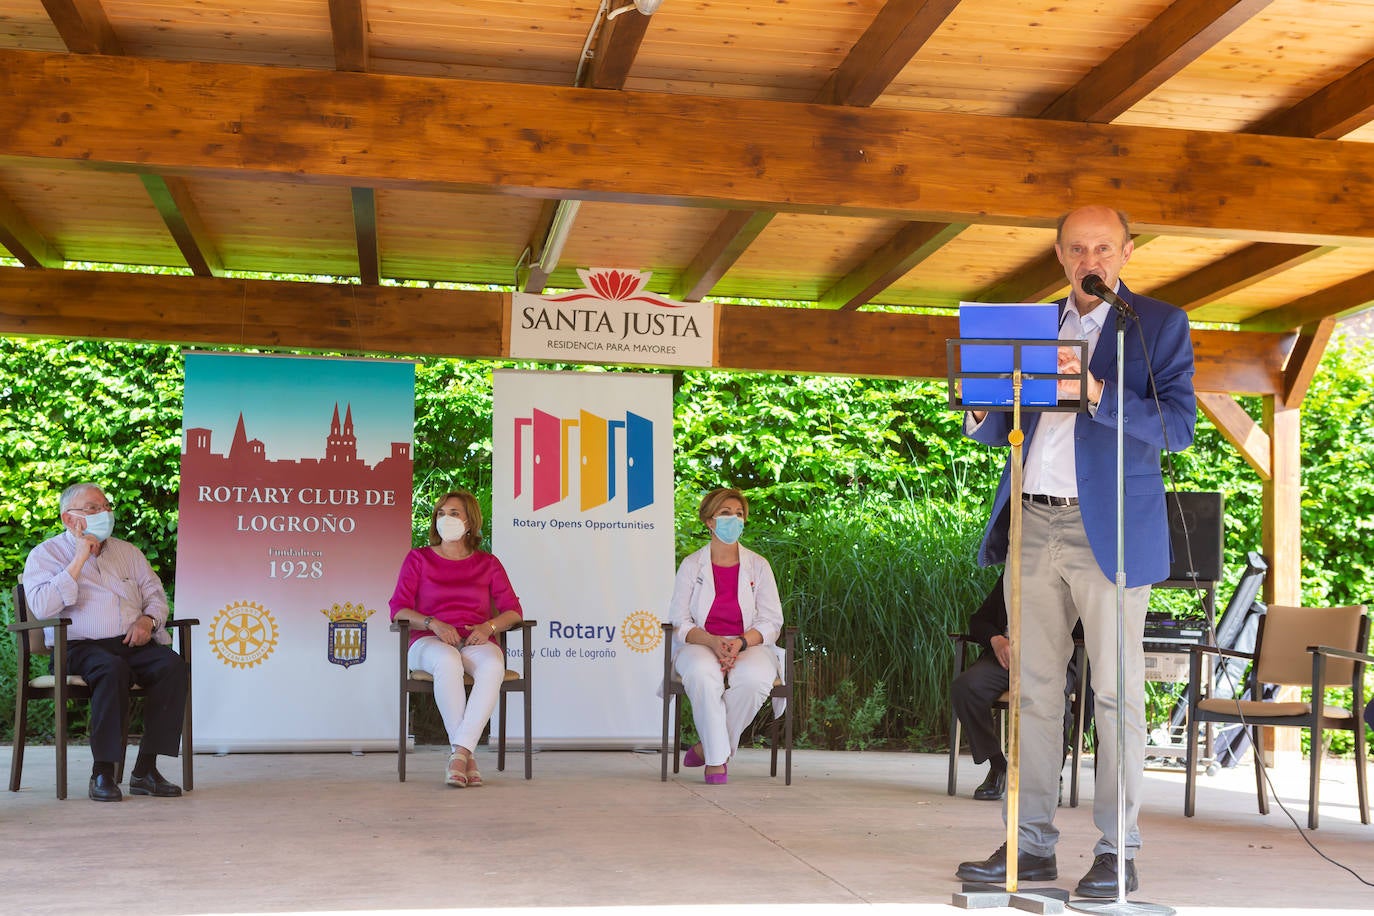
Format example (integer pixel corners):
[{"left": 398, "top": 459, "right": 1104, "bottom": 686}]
[
  {"left": 704, "top": 765, "right": 728, "bottom": 785},
  {"left": 683, "top": 745, "right": 706, "bottom": 768}
]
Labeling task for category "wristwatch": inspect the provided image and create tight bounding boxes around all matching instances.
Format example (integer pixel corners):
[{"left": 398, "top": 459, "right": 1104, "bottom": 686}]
[
  {"left": 142, "top": 614, "right": 159, "bottom": 631},
  {"left": 422, "top": 615, "right": 434, "bottom": 629}
]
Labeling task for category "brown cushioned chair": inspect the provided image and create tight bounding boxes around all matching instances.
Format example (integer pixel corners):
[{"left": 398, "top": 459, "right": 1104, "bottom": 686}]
[
  {"left": 8, "top": 582, "right": 197, "bottom": 800},
  {"left": 946, "top": 631, "right": 1090, "bottom": 807},
  {"left": 660, "top": 622, "right": 796, "bottom": 785},
  {"left": 393, "top": 617, "right": 536, "bottom": 781},
  {"left": 1184, "top": 603, "right": 1370, "bottom": 829}
]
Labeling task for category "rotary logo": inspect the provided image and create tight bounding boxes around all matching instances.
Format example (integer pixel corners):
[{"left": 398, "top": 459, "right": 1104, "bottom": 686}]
[
  {"left": 208, "top": 600, "right": 280, "bottom": 669},
  {"left": 321, "top": 602, "right": 375, "bottom": 669},
  {"left": 620, "top": 610, "right": 662, "bottom": 654}
]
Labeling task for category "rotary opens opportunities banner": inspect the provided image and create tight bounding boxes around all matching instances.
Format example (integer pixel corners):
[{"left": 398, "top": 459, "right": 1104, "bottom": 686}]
[
  {"left": 177, "top": 353, "right": 415, "bottom": 751},
  {"left": 492, "top": 369, "right": 674, "bottom": 746}
]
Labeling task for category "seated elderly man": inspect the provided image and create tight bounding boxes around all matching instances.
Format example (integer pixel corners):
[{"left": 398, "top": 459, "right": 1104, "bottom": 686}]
[
  {"left": 952, "top": 572, "right": 1086, "bottom": 801},
  {"left": 22, "top": 483, "right": 187, "bottom": 802}
]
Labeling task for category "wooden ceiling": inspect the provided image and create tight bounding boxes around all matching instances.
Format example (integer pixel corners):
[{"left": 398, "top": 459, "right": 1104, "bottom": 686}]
[{"left": 1, "top": 0, "right": 1373, "bottom": 340}]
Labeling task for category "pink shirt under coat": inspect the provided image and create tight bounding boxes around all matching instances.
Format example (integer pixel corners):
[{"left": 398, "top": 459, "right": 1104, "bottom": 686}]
[
  {"left": 388, "top": 547, "right": 523, "bottom": 646},
  {"left": 704, "top": 563, "right": 744, "bottom": 636}
]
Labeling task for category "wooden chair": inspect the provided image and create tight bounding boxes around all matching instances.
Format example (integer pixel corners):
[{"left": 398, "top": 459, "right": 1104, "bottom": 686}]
[
  {"left": 1184, "top": 603, "right": 1370, "bottom": 829},
  {"left": 946, "top": 632, "right": 1089, "bottom": 807},
  {"left": 660, "top": 622, "right": 796, "bottom": 785},
  {"left": 393, "top": 618, "right": 536, "bottom": 781},
  {"left": 8, "top": 582, "right": 197, "bottom": 800}
]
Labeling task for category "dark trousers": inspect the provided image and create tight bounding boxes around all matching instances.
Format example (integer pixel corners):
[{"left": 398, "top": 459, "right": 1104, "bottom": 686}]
[
  {"left": 66, "top": 637, "right": 187, "bottom": 765},
  {"left": 951, "top": 650, "right": 1082, "bottom": 766}
]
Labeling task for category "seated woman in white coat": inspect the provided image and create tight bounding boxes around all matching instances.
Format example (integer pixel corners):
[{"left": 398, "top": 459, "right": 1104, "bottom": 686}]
[{"left": 668, "top": 487, "right": 784, "bottom": 785}]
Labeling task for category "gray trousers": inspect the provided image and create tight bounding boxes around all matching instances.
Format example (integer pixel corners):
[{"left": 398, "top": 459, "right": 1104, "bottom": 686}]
[{"left": 1009, "top": 502, "right": 1149, "bottom": 859}]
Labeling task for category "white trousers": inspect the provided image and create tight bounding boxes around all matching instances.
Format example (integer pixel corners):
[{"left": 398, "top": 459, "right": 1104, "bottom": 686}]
[
  {"left": 1012, "top": 502, "right": 1150, "bottom": 859},
  {"left": 408, "top": 636, "right": 506, "bottom": 752},
  {"left": 675, "top": 643, "right": 776, "bottom": 767}
]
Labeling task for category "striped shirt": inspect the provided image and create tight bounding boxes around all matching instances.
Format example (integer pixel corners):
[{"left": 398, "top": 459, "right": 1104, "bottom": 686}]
[{"left": 22, "top": 530, "right": 170, "bottom": 647}]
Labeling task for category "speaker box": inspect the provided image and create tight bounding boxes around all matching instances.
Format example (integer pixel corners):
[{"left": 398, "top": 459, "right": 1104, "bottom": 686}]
[{"left": 1166, "top": 491, "right": 1224, "bottom": 582}]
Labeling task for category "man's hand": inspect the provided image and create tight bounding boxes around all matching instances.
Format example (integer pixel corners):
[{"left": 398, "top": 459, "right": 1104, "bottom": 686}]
[
  {"left": 123, "top": 615, "right": 155, "bottom": 647},
  {"left": 1058, "top": 346, "right": 1103, "bottom": 405},
  {"left": 66, "top": 532, "right": 100, "bottom": 580},
  {"left": 990, "top": 634, "right": 1011, "bottom": 670}
]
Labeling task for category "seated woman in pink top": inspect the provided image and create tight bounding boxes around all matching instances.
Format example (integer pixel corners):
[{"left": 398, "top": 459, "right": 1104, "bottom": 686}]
[
  {"left": 389, "top": 490, "right": 523, "bottom": 788},
  {"left": 667, "top": 487, "right": 784, "bottom": 785}
]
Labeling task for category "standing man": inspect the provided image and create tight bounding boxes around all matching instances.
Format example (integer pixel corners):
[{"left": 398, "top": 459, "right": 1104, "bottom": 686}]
[
  {"left": 23, "top": 483, "right": 188, "bottom": 802},
  {"left": 955, "top": 206, "right": 1196, "bottom": 897}
]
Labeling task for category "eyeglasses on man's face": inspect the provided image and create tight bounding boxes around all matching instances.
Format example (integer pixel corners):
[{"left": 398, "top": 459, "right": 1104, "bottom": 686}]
[{"left": 68, "top": 502, "right": 114, "bottom": 515}]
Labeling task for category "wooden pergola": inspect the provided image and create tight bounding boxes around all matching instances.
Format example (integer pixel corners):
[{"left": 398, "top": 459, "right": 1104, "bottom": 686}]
[{"left": 3, "top": 0, "right": 1374, "bottom": 610}]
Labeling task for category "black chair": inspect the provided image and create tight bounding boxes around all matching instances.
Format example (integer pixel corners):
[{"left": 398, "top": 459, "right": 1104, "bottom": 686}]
[
  {"left": 946, "top": 632, "right": 1089, "bottom": 807},
  {"left": 660, "top": 622, "right": 796, "bottom": 785},
  {"left": 1184, "top": 603, "right": 1370, "bottom": 829},
  {"left": 8, "top": 582, "right": 197, "bottom": 800},
  {"left": 393, "top": 618, "right": 536, "bottom": 781}
]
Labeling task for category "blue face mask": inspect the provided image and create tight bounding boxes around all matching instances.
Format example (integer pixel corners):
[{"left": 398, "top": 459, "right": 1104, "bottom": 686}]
[
  {"left": 82, "top": 510, "right": 114, "bottom": 542},
  {"left": 713, "top": 514, "right": 745, "bottom": 545}
]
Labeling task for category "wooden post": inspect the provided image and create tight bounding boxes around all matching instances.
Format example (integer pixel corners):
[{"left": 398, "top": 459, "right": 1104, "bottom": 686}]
[{"left": 1261, "top": 396, "right": 1302, "bottom": 761}]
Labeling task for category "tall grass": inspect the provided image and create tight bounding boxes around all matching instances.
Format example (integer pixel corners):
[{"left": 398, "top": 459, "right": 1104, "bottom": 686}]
[{"left": 752, "top": 493, "right": 997, "bottom": 749}]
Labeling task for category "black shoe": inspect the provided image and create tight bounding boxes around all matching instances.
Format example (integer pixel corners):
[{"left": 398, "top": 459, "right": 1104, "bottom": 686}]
[
  {"left": 973, "top": 765, "right": 1007, "bottom": 801},
  {"left": 88, "top": 772, "right": 122, "bottom": 802},
  {"left": 955, "top": 843, "right": 1057, "bottom": 883},
  {"left": 1075, "top": 853, "right": 1139, "bottom": 898},
  {"left": 129, "top": 769, "right": 182, "bottom": 798}
]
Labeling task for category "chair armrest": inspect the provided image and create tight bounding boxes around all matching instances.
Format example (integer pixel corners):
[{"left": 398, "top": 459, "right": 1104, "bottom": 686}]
[
  {"left": 390, "top": 620, "right": 409, "bottom": 635},
  {"left": 1186, "top": 643, "right": 1253, "bottom": 661},
  {"left": 7, "top": 616, "right": 69, "bottom": 633},
  {"left": 165, "top": 617, "right": 198, "bottom": 655},
  {"left": 1308, "top": 645, "right": 1374, "bottom": 664}
]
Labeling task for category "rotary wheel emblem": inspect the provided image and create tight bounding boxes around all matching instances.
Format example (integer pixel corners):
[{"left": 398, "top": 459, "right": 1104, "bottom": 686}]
[
  {"left": 621, "top": 610, "right": 662, "bottom": 654},
  {"left": 209, "top": 601, "right": 281, "bottom": 669}
]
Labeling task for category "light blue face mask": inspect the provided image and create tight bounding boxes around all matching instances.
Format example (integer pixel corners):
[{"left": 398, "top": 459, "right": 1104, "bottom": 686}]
[
  {"left": 83, "top": 510, "right": 114, "bottom": 542},
  {"left": 713, "top": 514, "right": 744, "bottom": 545}
]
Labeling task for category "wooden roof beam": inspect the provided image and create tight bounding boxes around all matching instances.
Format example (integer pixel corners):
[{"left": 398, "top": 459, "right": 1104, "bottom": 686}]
[
  {"left": 671, "top": 211, "right": 774, "bottom": 303},
  {"left": 1240, "top": 269, "right": 1374, "bottom": 332},
  {"left": 1147, "top": 243, "right": 1334, "bottom": 311},
  {"left": 1281, "top": 317, "right": 1335, "bottom": 408},
  {"left": 977, "top": 0, "right": 1272, "bottom": 301},
  {"left": 0, "top": 267, "right": 1288, "bottom": 395},
  {"left": 1198, "top": 392, "right": 1270, "bottom": 479},
  {"left": 0, "top": 189, "right": 60, "bottom": 268},
  {"left": 139, "top": 175, "right": 224, "bottom": 278},
  {"left": 815, "top": 0, "right": 961, "bottom": 107},
  {"left": 328, "top": 0, "right": 369, "bottom": 73},
  {"left": 1040, "top": 0, "right": 1272, "bottom": 122},
  {"left": 6, "top": 52, "right": 1374, "bottom": 243},
  {"left": 684, "top": 0, "right": 958, "bottom": 302},
  {"left": 1249, "top": 56, "right": 1374, "bottom": 140},
  {"left": 40, "top": 0, "right": 122, "bottom": 55},
  {"left": 821, "top": 221, "right": 967, "bottom": 310},
  {"left": 585, "top": 6, "right": 649, "bottom": 89},
  {"left": 350, "top": 187, "right": 379, "bottom": 285}
]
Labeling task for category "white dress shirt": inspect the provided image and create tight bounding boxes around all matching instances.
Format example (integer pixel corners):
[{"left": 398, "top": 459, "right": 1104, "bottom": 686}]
[{"left": 1020, "top": 296, "right": 1112, "bottom": 498}]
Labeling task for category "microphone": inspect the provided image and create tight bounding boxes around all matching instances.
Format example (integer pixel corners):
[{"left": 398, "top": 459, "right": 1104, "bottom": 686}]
[{"left": 1081, "top": 274, "right": 1138, "bottom": 320}]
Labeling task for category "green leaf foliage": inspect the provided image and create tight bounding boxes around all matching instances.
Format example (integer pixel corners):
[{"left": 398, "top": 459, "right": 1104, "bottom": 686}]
[{"left": 2, "top": 332, "right": 1371, "bottom": 752}]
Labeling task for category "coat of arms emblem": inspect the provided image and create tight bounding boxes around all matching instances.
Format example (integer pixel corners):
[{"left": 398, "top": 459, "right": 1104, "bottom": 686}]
[{"left": 321, "top": 602, "right": 375, "bottom": 668}]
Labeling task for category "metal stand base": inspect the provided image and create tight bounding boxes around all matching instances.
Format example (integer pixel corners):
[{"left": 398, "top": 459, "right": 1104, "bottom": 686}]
[
  {"left": 954, "top": 884, "right": 1070, "bottom": 913},
  {"left": 1068, "top": 899, "right": 1175, "bottom": 916}
]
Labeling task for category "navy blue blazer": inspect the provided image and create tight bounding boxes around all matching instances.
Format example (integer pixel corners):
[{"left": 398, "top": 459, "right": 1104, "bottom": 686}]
[{"left": 969, "top": 282, "right": 1197, "bottom": 588}]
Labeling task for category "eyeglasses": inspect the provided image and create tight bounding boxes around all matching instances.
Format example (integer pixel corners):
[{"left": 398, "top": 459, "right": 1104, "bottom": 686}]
[{"left": 68, "top": 503, "right": 113, "bottom": 515}]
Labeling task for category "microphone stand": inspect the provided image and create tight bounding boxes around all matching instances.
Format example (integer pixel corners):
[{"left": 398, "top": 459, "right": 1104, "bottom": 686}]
[{"left": 1070, "top": 308, "right": 1174, "bottom": 916}]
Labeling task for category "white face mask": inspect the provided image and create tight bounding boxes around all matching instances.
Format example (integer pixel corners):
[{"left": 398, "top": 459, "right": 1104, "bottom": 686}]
[
  {"left": 436, "top": 515, "right": 467, "bottom": 543},
  {"left": 82, "top": 510, "right": 115, "bottom": 543}
]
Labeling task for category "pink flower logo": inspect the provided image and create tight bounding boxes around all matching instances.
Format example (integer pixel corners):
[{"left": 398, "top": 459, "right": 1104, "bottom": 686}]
[{"left": 588, "top": 269, "right": 644, "bottom": 301}]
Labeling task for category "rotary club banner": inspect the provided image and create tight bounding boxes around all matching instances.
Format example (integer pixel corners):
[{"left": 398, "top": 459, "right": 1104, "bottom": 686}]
[
  {"left": 177, "top": 353, "right": 415, "bottom": 751},
  {"left": 492, "top": 369, "right": 674, "bottom": 746}
]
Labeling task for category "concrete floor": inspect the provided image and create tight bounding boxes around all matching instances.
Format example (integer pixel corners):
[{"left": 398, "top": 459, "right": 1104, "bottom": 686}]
[{"left": 2, "top": 744, "right": 1372, "bottom": 915}]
